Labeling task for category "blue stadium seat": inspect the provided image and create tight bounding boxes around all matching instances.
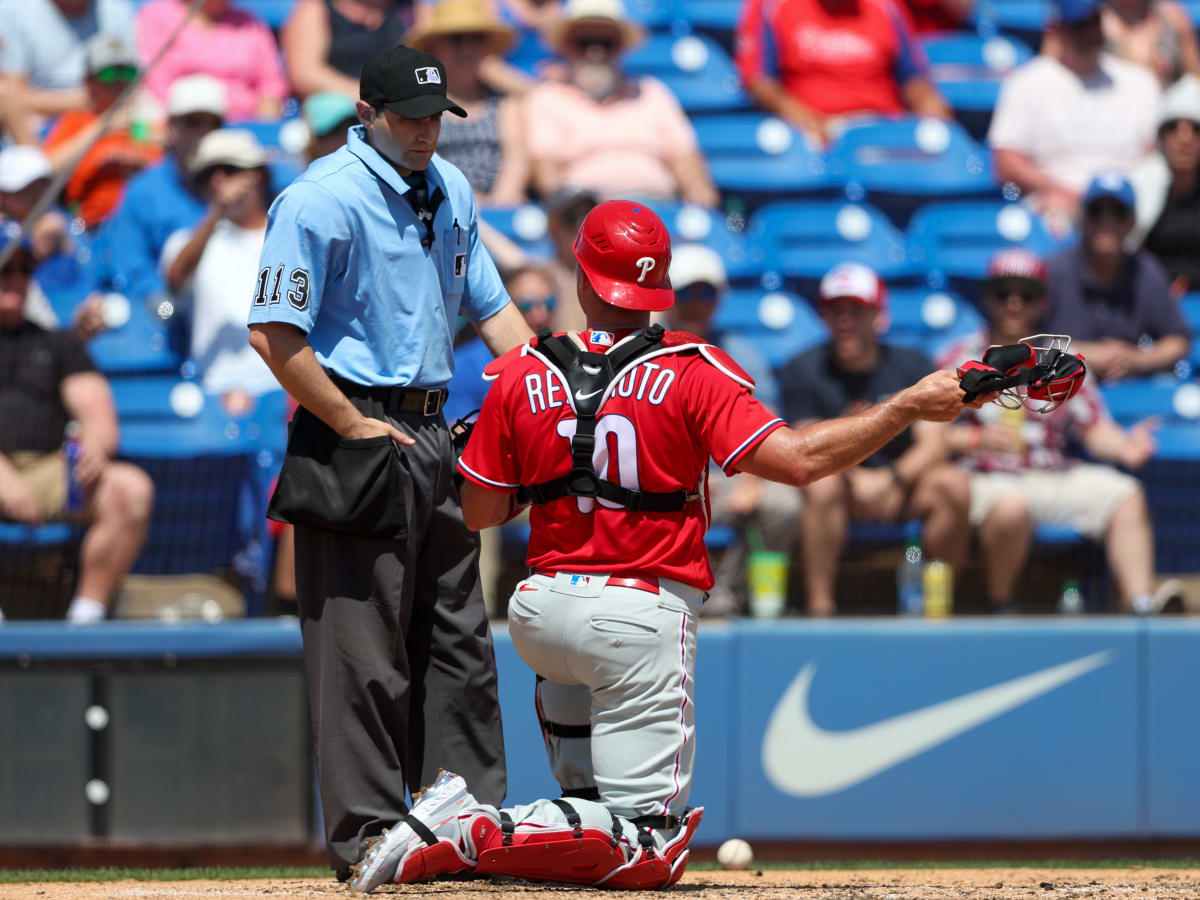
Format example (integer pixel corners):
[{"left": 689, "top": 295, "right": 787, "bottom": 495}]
[
  {"left": 0, "top": 523, "right": 74, "bottom": 546},
  {"left": 625, "top": 0, "right": 684, "bottom": 28},
  {"left": 711, "top": 288, "right": 827, "bottom": 367},
  {"left": 970, "top": 0, "right": 1050, "bottom": 47},
  {"left": 1181, "top": 293, "right": 1200, "bottom": 334},
  {"left": 906, "top": 201, "right": 1070, "bottom": 297},
  {"left": 504, "top": 28, "right": 554, "bottom": 76},
  {"left": 1101, "top": 377, "right": 1200, "bottom": 426},
  {"left": 88, "top": 307, "right": 180, "bottom": 375},
  {"left": 885, "top": 287, "right": 985, "bottom": 356},
  {"left": 922, "top": 34, "right": 1034, "bottom": 141},
  {"left": 685, "top": 0, "right": 742, "bottom": 33},
  {"left": 234, "top": 0, "right": 295, "bottom": 28},
  {"left": 636, "top": 200, "right": 758, "bottom": 281},
  {"left": 746, "top": 201, "right": 920, "bottom": 295},
  {"left": 480, "top": 205, "right": 554, "bottom": 260},
  {"left": 623, "top": 33, "right": 749, "bottom": 112},
  {"left": 692, "top": 114, "right": 833, "bottom": 207},
  {"left": 827, "top": 116, "right": 998, "bottom": 226}
]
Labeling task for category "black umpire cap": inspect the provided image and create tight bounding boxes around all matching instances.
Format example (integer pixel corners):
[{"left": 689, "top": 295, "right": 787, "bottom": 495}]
[{"left": 360, "top": 46, "right": 468, "bottom": 119}]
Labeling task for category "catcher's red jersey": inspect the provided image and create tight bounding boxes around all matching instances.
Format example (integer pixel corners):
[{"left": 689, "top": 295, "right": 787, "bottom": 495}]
[{"left": 458, "top": 329, "right": 786, "bottom": 589}]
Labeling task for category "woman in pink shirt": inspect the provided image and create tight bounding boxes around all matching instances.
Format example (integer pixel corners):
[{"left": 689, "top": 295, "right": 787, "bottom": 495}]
[{"left": 138, "top": 0, "right": 288, "bottom": 121}]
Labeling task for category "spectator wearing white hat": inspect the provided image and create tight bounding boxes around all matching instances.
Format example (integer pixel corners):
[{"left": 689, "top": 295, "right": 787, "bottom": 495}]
[
  {"left": 0, "top": 0, "right": 135, "bottom": 132},
  {"left": 666, "top": 244, "right": 800, "bottom": 617},
  {"left": 160, "top": 128, "right": 277, "bottom": 397},
  {"left": 100, "top": 74, "right": 226, "bottom": 305},
  {"left": 525, "top": 0, "right": 719, "bottom": 206},
  {"left": 1130, "top": 74, "right": 1200, "bottom": 292},
  {"left": 0, "top": 145, "right": 70, "bottom": 261},
  {"left": 778, "top": 262, "right": 969, "bottom": 616}
]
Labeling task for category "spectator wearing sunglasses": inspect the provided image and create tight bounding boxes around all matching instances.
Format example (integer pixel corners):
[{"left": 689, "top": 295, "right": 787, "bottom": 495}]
[
  {"left": 990, "top": 0, "right": 1160, "bottom": 231},
  {"left": 937, "top": 248, "right": 1174, "bottom": 614},
  {"left": 1044, "top": 171, "right": 1191, "bottom": 379},
  {"left": 137, "top": 0, "right": 287, "bottom": 121},
  {"left": 42, "top": 34, "right": 162, "bottom": 229},
  {"left": 525, "top": 0, "right": 719, "bottom": 207},
  {"left": 0, "top": 0, "right": 135, "bottom": 138},
  {"left": 159, "top": 129, "right": 277, "bottom": 397},
  {"left": 665, "top": 245, "right": 799, "bottom": 618},
  {"left": 407, "top": 0, "right": 530, "bottom": 206},
  {"left": 1131, "top": 75, "right": 1200, "bottom": 291}
]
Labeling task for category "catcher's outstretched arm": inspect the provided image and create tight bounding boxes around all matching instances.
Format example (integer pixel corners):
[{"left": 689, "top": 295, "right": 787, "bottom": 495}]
[{"left": 739, "top": 370, "right": 988, "bottom": 487}]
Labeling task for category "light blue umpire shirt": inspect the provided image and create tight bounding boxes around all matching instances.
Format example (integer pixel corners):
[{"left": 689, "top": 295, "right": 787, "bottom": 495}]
[{"left": 248, "top": 124, "right": 509, "bottom": 387}]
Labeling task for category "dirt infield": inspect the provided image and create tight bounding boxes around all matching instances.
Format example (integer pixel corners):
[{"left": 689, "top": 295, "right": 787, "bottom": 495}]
[{"left": 4, "top": 868, "right": 1200, "bottom": 899}]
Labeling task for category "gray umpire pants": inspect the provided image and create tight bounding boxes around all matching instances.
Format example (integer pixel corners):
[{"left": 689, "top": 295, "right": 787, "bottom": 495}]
[{"left": 293, "top": 404, "right": 506, "bottom": 872}]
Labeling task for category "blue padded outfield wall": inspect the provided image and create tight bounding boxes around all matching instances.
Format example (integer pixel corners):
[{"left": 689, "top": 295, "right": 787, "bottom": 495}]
[{"left": 2, "top": 619, "right": 1198, "bottom": 843}]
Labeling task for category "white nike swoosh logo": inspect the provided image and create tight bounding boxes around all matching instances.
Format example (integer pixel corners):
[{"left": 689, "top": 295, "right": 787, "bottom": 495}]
[
  {"left": 762, "top": 650, "right": 1112, "bottom": 797},
  {"left": 575, "top": 388, "right": 603, "bottom": 400}
]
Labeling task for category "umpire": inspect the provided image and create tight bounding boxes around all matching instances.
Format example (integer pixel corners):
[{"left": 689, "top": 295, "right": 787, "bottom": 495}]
[{"left": 248, "top": 45, "right": 532, "bottom": 879}]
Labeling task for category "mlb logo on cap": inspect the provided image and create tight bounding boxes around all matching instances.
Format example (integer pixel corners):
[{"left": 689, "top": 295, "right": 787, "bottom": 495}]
[{"left": 415, "top": 67, "right": 441, "bottom": 84}]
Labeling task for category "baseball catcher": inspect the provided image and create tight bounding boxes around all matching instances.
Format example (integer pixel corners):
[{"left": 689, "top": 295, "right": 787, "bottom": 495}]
[{"left": 350, "top": 201, "right": 996, "bottom": 894}]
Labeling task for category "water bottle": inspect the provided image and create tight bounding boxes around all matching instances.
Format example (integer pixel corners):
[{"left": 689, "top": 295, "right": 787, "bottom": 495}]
[
  {"left": 1058, "top": 579, "right": 1084, "bottom": 615},
  {"left": 923, "top": 560, "right": 953, "bottom": 618},
  {"left": 63, "top": 422, "right": 84, "bottom": 515},
  {"left": 896, "top": 539, "right": 924, "bottom": 615}
]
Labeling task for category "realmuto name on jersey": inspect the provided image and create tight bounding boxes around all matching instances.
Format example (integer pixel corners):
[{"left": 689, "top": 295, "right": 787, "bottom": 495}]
[{"left": 523, "top": 361, "right": 678, "bottom": 415}]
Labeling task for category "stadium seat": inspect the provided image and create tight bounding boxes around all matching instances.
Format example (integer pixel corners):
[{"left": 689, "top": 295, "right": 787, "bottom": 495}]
[
  {"left": 504, "top": 28, "right": 554, "bottom": 76},
  {"left": 87, "top": 302, "right": 180, "bottom": 375},
  {"left": 480, "top": 205, "right": 555, "bottom": 260},
  {"left": 923, "top": 34, "right": 1034, "bottom": 140},
  {"left": 623, "top": 33, "right": 749, "bottom": 112},
  {"left": 624, "top": 0, "right": 683, "bottom": 28},
  {"left": 1101, "top": 377, "right": 1200, "bottom": 426},
  {"left": 827, "top": 116, "right": 998, "bottom": 227},
  {"left": 970, "top": 0, "right": 1050, "bottom": 49},
  {"left": 685, "top": 0, "right": 742, "bottom": 34},
  {"left": 234, "top": 0, "right": 296, "bottom": 28},
  {"left": 906, "top": 200, "right": 1070, "bottom": 298},
  {"left": 692, "top": 114, "right": 834, "bottom": 211},
  {"left": 884, "top": 287, "right": 985, "bottom": 356},
  {"left": 637, "top": 200, "right": 758, "bottom": 281},
  {"left": 746, "top": 200, "right": 920, "bottom": 296},
  {"left": 712, "top": 288, "right": 827, "bottom": 367},
  {"left": 1181, "top": 293, "right": 1200, "bottom": 334}
]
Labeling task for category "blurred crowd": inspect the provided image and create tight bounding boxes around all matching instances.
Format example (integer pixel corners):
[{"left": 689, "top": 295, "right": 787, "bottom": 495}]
[{"left": 1, "top": 0, "right": 1198, "bottom": 621}]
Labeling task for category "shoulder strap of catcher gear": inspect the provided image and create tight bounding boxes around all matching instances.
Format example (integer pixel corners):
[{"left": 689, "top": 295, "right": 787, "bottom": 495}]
[{"left": 520, "top": 324, "right": 700, "bottom": 512}]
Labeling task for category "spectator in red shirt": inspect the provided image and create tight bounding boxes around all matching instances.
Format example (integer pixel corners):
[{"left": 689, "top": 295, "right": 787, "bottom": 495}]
[
  {"left": 938, "top": 248, "right": 1171, "bottom": 614},
  {"left": 735, "top": 0, "right": 951, "bottom": 146}
]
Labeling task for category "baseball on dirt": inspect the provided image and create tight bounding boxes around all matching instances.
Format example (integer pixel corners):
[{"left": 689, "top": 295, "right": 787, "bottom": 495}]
[{"left": 717, "top": 838, "right": 753, "bottom": 870}]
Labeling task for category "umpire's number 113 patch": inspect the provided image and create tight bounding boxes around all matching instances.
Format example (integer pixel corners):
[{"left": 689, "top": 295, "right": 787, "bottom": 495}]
[{"left": 254, "top": 265, "right": 311, "bottom": 310}]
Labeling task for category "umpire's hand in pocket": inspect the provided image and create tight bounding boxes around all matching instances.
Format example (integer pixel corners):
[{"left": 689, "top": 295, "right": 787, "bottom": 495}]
[{"left": 343, "top": 416, "right": 416, "bottom": 446}]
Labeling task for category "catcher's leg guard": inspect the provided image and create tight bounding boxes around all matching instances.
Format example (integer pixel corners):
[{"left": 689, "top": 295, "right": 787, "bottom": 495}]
[{"left": 599, "top": 807, "right": 704, "bottom": 889}]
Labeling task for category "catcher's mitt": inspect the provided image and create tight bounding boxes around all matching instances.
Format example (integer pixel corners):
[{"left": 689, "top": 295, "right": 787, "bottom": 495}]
[{"left": 957, "top": 334, "right": 1086, "bottom": 414}]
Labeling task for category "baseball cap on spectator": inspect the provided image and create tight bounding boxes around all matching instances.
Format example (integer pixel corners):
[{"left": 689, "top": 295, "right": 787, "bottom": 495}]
[
  {"left": 360, "top": 46, "right": 468, "bottom": 119},
  {"left": 85, "top": 33, "right": 139, "bottom": 77},
  {"left": 1159, "top": 74, "right": 1200, "bottom": 130},
  {"left": 818, "top": 262, "right": 888, "bottom": 313},
  {"left": 545, "top": 0, "right": 646, "bottom": 56},
  {"left": 984, "top": 248, "right": 1048, "bottom": 291},
  {"left": 1048, "top": 0, "right": 1101, "bottom": 24},
  {"left": 188, "top": 129, "right": 267, "bottom": 175},
  {"left": 168, "top": 74, "right": 227, "bottom": 119},
  {"left": 670, "top": 244, "right": 728, "bottom": 293},
  {"left": 0, "top": 145, "right": 53, "bottom": 193},
  {"left": 406, "top": 0, "right": 516, "bottom": 57},
  {"left": 1083, "top": 170, "right": 1136, "bottom": 213},
  {"left": 303, "top": 92, "right": 359, "bottom": 137}
]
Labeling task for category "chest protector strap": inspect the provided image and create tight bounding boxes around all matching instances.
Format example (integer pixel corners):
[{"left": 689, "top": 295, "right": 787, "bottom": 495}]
[{"left": 521, "top": 324, "right": 699, "bottom": 512}]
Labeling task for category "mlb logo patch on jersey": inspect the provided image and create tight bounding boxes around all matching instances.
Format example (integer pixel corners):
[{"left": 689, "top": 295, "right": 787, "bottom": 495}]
[
  {"left": 454, "top": 253, "right": 467, "bottom": 278},
  {"left": 591, "top": 331, "right": 614, "bottom": 347},
  {"left": 569, "top": 574, "right": 591, "bottom": 587},
  {"left": 415, "top": 67, "right": 441, "bottom": 84}
]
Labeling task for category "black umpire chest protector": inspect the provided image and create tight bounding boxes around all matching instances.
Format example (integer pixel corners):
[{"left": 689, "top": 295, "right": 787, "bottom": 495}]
[{"left": 519, "top": 325, "right": 700, "bottom": 512}]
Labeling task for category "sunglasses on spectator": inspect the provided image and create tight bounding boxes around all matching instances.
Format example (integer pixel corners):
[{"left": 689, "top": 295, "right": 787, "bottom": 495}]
[
  {"left": 1085, "top": 198, "right": 1133, "bottom": 220},
  {"left": 173, "top": 112, "right": 222, "bottom": 131},
  {"left": 677, "top": 284, "right": 720, "bottom": 303},
  {"left": 572, "top": 34, "right": 620, "bottom": 53},
  {"left": 445, "top": 31, "right": 489, "bottom": 46},
  {"left": 986, "top": 282, "right": 1044, "bottom": 305},
  {"left": 1162, "top": 118, "right": 1200, "bottom": 136},
  {"left": 93, "top": 64, "right": 138, "bottom": 84},
  {"left": 516, "top": 296, "right": 556, "bottom": 312}
]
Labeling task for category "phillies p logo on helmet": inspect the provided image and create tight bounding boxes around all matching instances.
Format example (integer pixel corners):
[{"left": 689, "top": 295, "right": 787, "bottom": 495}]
[
  {"left": 573, "top": 200, "right": 675, "bottom": 311},
  {"left": 635, "top": 257, "right": 656, "bottom": 283}
]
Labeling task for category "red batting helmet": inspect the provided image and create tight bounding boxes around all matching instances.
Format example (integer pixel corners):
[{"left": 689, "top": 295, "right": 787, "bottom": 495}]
[{"left": 573, "top": 200, "right": 674, "bottom": 311}]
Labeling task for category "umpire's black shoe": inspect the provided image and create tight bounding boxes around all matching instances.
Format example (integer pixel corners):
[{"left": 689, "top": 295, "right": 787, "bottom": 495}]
[{"left": 336, "top": 867, "right": 352, "bottom": 883}]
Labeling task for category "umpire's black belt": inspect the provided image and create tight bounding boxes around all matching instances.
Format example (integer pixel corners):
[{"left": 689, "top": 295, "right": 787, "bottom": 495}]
[{"left": 328, "top": 371, "right": 447, "bottom": 416}]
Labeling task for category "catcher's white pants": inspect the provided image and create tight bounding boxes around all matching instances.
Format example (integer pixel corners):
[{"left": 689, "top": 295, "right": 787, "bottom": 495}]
[{"left": 506, "top": 571, "right": 703, "bottom": 819}]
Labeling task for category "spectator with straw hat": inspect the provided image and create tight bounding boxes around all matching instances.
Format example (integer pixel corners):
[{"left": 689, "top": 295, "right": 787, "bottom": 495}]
[{"left": 406, "top": 0, "right": 530, "bottom": 204}]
